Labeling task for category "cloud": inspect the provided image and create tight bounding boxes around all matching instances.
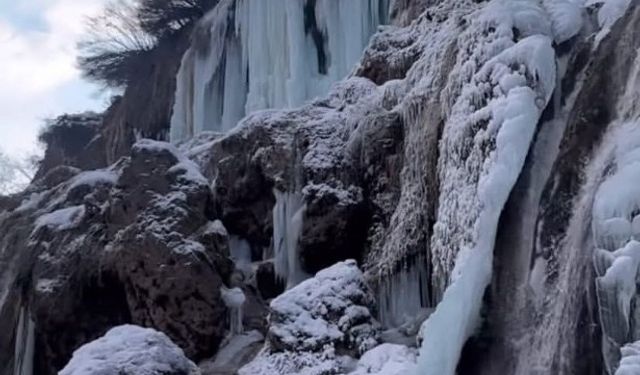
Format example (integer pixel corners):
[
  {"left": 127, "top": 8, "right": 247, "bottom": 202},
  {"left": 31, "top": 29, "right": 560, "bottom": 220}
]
[{"left": 0, "top": 0, "right": 109, "bottom": 157}]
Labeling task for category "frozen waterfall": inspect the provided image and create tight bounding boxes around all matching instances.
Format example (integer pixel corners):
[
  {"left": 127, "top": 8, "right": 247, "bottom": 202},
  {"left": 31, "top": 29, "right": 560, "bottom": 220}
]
[
  {"left": 221, "top": 286, "right": 246, "bottom": 335},
  {"left": 13, "top": 307, "right": 34, "bottom": 375},
  {"left": 414, "top": 1, "right": 557, "bottom": 372},
  {"left": 170, "top": 0, "right": 389, "bottom": 142},
  {"left": 273, "top": 190, "right": 309, "bottom": 289}
]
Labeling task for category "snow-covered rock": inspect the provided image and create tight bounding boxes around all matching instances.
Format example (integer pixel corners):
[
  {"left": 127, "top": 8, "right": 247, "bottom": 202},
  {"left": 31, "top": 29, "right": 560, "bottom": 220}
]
[
  {"left": 350, "top": 343, "right": 418, "bottom": 375},
  {"left": 59, "top": 325, "right": 200, "bottom": 375},
  {"left": 268, "top": 260, "right": 379, "bottom": 354},
  {"left": 239, "top": 260, "right": 379, "bottom": 374}
]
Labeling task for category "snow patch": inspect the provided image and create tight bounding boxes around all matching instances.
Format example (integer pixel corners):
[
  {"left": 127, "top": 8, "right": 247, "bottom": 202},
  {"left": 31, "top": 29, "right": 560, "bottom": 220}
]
[{"left": 34, "top": 205, "right": 85, "bottom": 233}]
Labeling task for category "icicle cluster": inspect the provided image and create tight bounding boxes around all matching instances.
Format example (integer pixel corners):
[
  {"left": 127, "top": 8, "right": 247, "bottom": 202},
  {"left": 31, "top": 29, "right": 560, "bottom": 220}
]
[
  {"left": 170, "top": 0, "right": 389, "bottom": 142},
  {"left": 377, "top": 256, "right": 429, "bottom": 328}
]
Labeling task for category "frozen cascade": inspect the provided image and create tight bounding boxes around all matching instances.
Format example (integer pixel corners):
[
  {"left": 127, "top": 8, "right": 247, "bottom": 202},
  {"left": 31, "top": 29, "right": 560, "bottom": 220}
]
[
  {"left": 221, "top": 286, "right": 246, "bottom": 335},
  {"left": 415, "top": 1, "right": 557, "bottom": 373},
  {"left": 13, "top": 307, "right": 34, "bottom": 375},
  {"left": 591, "top": 116, "right": 640, "bottom": 373},
  {"left": 170, "top": 0, "right": 389, "bottom": 142},
  {"left": 229, "top": 235, "right": 253, "bottom": 277},
  {"left": 377, "top": 256, "right": 430, "bottom": 328},
  {"left": 272, "top": 190, "right": 308, "bottom": 289}
]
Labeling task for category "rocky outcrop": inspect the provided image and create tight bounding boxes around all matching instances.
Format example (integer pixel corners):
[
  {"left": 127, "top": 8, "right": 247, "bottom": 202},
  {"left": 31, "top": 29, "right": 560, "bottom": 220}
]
[
  {"left": 35, "top": 113, "right": 106, "bottom": 179},
  {"left": 0, "top": 140, "right": 233, "bottom": 373}
]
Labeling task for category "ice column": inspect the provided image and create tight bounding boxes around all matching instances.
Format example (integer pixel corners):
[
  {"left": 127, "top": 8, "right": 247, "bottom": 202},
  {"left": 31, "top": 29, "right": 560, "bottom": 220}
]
[
  {"left": 273, "top": 190, "right": 308, "bottom": 289},
  {"left": 221, "top": 286, "right": 246, "bottom": 335},
  {"left": 14, "top": 307, "right": 35, "bottom": 375}
]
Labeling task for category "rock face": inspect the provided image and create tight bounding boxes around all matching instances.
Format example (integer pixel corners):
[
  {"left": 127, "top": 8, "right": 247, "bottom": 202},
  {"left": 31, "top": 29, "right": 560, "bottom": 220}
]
[
  {"left": 35, "top": 113, "right": 106, "bottom": 179},
  {"left": 0, "top": 140, "right": 233, "bottom": 373},
  {"left": 59, "top": 325, "right": 200, "bottom": 375}
]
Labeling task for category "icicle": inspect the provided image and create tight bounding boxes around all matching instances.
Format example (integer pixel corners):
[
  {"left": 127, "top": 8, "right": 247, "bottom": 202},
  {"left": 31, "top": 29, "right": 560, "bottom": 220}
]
[
  {"left": 13, "top": 307, "right": 35, "bottom": 375},
  {"left": 170, "top": 0, "right": 389, "bottom": 142},
  {"left": 220, "top": 286, "right": 246, "bottom": 335},
  {"left": 272, "top": 190, "right": 308, "bottom": 289},
  {"left": 377, "top": 256, "right": 430, "bottom": 328}
]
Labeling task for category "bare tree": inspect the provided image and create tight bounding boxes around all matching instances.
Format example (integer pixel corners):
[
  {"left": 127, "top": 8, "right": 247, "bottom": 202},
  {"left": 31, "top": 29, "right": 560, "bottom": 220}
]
[
  {"left": 77, "top": 0, "right": 217, "bottom": 88},
  {"left": 77, "top": 0, "right": 156, "bottom": 87},
  {"left": 136, "top": 0, "right": 218, "bottom": 37}
]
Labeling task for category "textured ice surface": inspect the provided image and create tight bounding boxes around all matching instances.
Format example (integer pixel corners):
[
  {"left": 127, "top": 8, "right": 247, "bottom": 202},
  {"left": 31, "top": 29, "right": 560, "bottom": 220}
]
[{"left": 417, "top": 1, "right": 556, "bottom": 373}]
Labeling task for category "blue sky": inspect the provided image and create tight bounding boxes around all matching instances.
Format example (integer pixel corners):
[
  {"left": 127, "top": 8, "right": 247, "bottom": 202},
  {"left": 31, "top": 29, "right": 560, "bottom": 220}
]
[{"left": 0, "top": 0, "right": 109, "bottom": 158}]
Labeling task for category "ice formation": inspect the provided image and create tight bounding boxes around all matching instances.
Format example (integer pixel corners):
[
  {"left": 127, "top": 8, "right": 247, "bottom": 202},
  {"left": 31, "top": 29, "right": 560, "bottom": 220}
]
[
  {"left": 377, "top": 257, "right": 429, "bottom": 328},
  {"left": 220, "top": 286, "right": 246, "bottom": 335},
  {"left": 273, "top": 190, "right": 308, "bottom": 289},
  {"left": 416, "top": 0, "right": 556, "bottom": 373},
  {"left": 13, "top": 308, "right": 34, "bottom": 375},
  {"left": 229, "top": 235, "right": 253, "bottom": 276},
  {"left": 592, "top": 119, "right": 640, "bottom": 373},
  {"left": 616, "top": 341, "right": 640, "bottom": 375},
  {"left": 170, "top": 0, "right": 389, "bottom": 142}
]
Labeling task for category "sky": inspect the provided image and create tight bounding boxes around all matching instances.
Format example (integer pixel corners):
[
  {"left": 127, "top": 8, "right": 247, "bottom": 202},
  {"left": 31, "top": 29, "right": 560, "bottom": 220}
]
[{"left": 0, "top": 0, "right": 110, "bottom": 159}]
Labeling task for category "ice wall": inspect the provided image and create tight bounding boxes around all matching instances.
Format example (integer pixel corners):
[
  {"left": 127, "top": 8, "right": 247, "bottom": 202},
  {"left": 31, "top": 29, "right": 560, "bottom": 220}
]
[{"left": 170, "top": 0, "right": 389, "bottom": 142}]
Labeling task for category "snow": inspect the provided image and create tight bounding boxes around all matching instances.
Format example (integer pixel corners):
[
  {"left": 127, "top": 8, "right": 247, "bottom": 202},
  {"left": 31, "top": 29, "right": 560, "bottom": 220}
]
[
  {"left": 350, "top": 344, "right": 418, "bottom": 375},
  {"left": 221, "top": 286, "right": 246, "bottom": 335},
  {"left": 15, "top": 191, "right": 47, "bottom": 213},
  {"left": 35, "top": 278, "right": 61, "bottom": 294},
  {"left": 170, "top": 0, "right": 388, "bottom": 142},
  {"left": 133, "top": 139, "right": 209, "bottom": 186},
  {"left": 417, "top": 1, "right": 556, "bottom": 373},
  {"left": 34, "top": 205, "right": 85, "bottom": 233},
  {"left": 59, "top": 325, "right": 199, "bottom": 375},
  {"left": 238, "top": 346, "right": 342, "bottom": 375},
  {"left": 268, "top": 260, "right": 378, "bottom": 354},
  {"left": 68, "top": 169, "right": 119, "bottom": 191},
  {"left": 238, "top": 261, "right": 379, "bottom": 375},
  {"left": 272, "top": 190, "right": 308, "bottom": 289}
]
